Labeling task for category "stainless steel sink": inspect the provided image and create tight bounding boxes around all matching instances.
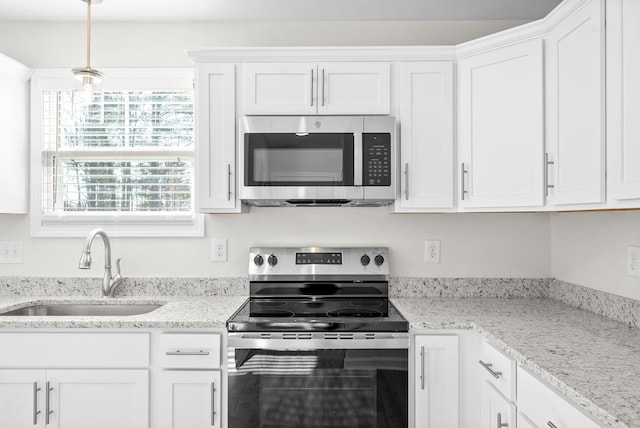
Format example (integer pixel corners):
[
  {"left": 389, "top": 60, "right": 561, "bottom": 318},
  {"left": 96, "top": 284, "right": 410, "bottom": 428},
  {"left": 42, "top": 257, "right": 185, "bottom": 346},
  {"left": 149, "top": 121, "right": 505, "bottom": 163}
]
[{"left": 0, "top": 303, "right": 163, "bottom": 316}]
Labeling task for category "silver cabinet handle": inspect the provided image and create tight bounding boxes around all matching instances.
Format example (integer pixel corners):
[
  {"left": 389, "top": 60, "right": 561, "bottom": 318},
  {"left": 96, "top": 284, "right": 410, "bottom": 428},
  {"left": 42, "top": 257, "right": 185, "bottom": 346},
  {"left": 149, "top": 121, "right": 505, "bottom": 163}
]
[
  {"left": 321, "top": 68, "right": 326, "bottom": 107},
  {"left": 547, "top": 422, "right": 559, "bottom": 428},
  {"left": 310, "top": 69, "right": 314, "bottom": 107},
  {"left": 226, "top": 163, "right": 232, "bottom": 201},
  {"left": 404, "top": 163, "right": 409, "bottom": 200},
  {"left": 45, "top": 381, "right": 53, "bottom": 425},
  {"left": 544, "top": 153, "right": 555, "bottom": 196},
  {"left": 33, "top": 382, "right": 41, "bottom": 425},
  {"left": 479, "top": 360, "right": 503, "bottom": 379},
  {"left": 166, "top": 349, "right": 210, "bottom": 356},
  {"left": 211, "top": 382, "right": 216, "bottom": 426},
  {"left": 461, "top": 163, "right": 468, "bottom": 200},
  {"left": 497, "top": 412, "right": 509, "bottom": 427},
  {"left": 419, "top": 345, "right": 425, "bottom": 390}
]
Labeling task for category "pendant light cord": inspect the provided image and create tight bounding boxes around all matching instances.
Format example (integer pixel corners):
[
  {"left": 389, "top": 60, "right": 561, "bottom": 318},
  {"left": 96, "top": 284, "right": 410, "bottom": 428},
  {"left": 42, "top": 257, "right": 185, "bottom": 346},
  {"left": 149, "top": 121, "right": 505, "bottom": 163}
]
[{"left": 86, "top": 0, "right": 92, "bottom": 68}]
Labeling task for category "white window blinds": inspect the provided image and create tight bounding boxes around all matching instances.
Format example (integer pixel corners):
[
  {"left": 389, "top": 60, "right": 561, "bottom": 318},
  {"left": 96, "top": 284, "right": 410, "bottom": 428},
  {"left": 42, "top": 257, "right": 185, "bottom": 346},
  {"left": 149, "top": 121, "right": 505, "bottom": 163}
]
[{"left": 41, "top": 89, "right": 194, "bottom": 214}]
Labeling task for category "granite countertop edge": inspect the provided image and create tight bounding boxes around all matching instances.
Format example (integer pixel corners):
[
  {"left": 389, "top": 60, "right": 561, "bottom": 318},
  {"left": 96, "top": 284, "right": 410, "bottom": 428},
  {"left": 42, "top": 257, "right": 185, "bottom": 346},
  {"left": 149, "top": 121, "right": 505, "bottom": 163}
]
[{"left": 0, "top": 295, "right": 632, "bottom": 428}]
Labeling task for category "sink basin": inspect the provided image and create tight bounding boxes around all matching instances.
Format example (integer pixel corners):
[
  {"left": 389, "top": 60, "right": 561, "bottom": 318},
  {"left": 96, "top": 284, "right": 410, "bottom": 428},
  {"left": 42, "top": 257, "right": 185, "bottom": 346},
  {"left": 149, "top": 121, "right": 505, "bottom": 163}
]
[{"left": 0, "top": 303, "right": 163, "bottom": 317}]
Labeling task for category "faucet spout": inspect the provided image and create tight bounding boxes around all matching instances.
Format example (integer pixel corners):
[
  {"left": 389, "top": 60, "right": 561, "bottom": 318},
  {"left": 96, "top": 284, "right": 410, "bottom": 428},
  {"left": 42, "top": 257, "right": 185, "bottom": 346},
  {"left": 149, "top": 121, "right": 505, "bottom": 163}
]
[{"left": 78, "top": 228, "right": 124, "bottom": 298}]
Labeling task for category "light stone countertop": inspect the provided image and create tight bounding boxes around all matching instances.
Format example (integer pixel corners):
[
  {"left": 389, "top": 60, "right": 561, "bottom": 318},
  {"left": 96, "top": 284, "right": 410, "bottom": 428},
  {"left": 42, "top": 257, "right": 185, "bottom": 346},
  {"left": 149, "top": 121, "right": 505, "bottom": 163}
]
[
  {"left": 393, "top": 297, "right": 640, "bottom": 428},
  {"left": 0, "top": 295, "right": 637, "bottom": 427}
]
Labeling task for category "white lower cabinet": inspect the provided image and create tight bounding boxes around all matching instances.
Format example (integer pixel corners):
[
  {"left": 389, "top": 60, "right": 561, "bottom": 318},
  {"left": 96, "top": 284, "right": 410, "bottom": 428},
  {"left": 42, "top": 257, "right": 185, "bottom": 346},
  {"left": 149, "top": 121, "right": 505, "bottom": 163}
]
[
  {"left": 481, "top": 381, "right": 515, "bottom": 428},
  {"left": 0, "top": 369, "right": 149, "bottom": 428},
  {"left": 155, "top": 371, "right": 221, "bottom": 428},
  {"left": 413, "top": 335, "right": 459, "bottom": 427}
]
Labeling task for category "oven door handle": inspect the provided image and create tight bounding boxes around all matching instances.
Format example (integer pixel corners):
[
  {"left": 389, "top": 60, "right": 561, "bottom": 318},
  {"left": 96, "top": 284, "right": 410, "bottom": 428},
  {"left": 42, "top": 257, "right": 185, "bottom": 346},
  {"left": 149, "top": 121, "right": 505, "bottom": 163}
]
[{"left": 228, "top": 333, "right": 409, "bottom": 350}]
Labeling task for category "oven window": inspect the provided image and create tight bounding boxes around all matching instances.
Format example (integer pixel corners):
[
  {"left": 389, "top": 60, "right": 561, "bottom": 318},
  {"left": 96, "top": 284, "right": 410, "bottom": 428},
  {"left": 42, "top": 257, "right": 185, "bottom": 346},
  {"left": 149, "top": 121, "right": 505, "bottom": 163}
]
[
  {"left": 228, "top": 348, "right": 408, "bottom": 428},
  {"left": 245, "top": 133, "right": 355, "bottom": 186}
]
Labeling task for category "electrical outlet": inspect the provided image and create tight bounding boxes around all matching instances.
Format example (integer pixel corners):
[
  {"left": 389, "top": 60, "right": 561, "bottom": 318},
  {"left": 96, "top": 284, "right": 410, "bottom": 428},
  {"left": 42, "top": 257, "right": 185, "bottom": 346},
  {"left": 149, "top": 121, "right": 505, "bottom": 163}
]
[
  {"left": 627, "top": 246, "right": 640, "bottom": 278},
  {"left": 425, "top": 240, "right": 441, "bottom": 263},
  {"left": 0, "top": 241, "right": 23, "bottom": 264},
  {"left": 212, "top": 238, "right": 227, "bottom": 262}
]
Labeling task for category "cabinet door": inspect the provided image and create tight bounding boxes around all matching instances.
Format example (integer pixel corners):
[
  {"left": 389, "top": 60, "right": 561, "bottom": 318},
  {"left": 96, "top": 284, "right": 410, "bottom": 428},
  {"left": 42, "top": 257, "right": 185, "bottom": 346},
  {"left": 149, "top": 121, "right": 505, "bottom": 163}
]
[
  {"left": 155, "top": 371, "right": 221, "bottom": 428},
  {"left": 47, "top": 370, "right": 149, "bottom": 428},
  {"left": 317, "top": 62, "right": 390, "bottom": 115},
  {"left": 396, "top": 61, "right": 454, "bottom": 211},
  {"left": 607, "top": 0, "right": 640, "bottom": 200},
  {"left": 546, "top": 0, "right": 605, "bottom": 205},
  {"left": 458, "top": 38, "right": 544, "bottom": 208},
  {"left": 195, "top": 63, "right": 239, "bottom": 212},
  {"left": 0, "top": 370, "right": 45, "bottom": 427},
  {"left": 0, "top": 53, "right": 29, "bottom": 213},
  {"left": 480, "top": 381, "right": 515, "bottom": 428},
  {"left": 414, "top": 335, "right": 459, "bottom": 428},
  {"left": 241, "top": 62, "right": 316, "bottom": 115}
]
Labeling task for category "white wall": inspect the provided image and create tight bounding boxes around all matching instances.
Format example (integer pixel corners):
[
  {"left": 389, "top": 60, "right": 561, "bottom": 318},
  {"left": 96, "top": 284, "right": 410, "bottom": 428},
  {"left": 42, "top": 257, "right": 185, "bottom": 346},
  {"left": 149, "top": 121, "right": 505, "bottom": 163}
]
[
  {"left": 0, "top": 209, "right": 551, "bottom": 278},
  {"left": 551, "top": 211, "right": 640, "bottom": 301}
]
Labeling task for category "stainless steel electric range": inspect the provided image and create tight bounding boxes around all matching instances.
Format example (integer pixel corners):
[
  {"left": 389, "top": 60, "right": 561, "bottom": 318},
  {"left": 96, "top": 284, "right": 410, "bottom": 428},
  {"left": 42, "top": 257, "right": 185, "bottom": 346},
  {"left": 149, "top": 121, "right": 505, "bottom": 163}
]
[{"left": 227, "top": 247, "right": 409, "bottom": 428}]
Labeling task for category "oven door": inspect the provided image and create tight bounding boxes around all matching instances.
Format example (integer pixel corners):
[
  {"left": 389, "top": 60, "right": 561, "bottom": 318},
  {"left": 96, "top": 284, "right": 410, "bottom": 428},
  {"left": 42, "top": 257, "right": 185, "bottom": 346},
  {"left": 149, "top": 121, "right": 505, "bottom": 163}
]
[{"left": 228, "top": 332, "right": 408, "bottom": 428}]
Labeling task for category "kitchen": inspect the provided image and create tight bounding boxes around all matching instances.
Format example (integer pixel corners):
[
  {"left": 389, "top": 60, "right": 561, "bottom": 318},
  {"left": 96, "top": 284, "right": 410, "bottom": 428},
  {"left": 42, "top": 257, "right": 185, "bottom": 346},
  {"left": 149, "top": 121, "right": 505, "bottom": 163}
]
[{"left": 0, "top": 0, "right": 639, "bottom": 427}]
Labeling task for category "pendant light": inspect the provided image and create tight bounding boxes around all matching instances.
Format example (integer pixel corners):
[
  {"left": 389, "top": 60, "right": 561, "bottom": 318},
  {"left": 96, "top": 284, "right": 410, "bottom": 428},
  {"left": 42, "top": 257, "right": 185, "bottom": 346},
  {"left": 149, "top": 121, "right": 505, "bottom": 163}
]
[{"left": 72, "top": 0, "right": 104, "bottom": 123}]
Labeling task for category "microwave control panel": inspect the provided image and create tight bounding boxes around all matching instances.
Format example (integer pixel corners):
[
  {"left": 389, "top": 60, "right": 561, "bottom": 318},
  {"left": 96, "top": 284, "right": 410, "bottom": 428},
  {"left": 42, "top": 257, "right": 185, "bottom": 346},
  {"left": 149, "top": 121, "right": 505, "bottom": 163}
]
[{"left": 363, "top": 133, "right": 391, "bottom": 186}]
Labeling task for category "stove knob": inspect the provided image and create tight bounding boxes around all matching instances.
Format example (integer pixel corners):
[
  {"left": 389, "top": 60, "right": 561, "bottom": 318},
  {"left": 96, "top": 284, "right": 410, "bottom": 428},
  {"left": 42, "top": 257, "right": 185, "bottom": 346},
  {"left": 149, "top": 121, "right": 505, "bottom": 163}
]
[
  {"left": 374, "top": 254, "right": 385, "bottom": 266},
  {"left": 360, "top": 254, "right": 371, "bottom": 266},
  {"left": 268, "top": 254, "right": 278, "bottom": 267},
  {"left": 254, "top": 255, "right": 264, "bottom": 266}
]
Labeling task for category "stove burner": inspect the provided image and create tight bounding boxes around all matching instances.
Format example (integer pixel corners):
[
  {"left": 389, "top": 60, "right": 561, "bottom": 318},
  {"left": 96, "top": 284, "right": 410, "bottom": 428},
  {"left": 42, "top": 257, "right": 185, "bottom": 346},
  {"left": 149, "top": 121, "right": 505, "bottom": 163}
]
[
  {"left": 327, "top": 308, "right": 384, "bottom": 318},
  {"left": 250, "top": 309, "right": 295, "bottom": 318},
  {"left": 253, "top": 301, "right": 287, "bottom": 307},
  {"left": 349, "top": 300, "right": 384, "bottom": 307}
]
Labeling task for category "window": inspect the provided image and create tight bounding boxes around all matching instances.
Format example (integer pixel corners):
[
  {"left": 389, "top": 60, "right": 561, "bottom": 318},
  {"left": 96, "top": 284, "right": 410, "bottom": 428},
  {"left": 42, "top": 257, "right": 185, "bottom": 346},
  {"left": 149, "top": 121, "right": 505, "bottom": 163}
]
[{"left": 31, "top": 69, "right": 203, "bottom": 237}]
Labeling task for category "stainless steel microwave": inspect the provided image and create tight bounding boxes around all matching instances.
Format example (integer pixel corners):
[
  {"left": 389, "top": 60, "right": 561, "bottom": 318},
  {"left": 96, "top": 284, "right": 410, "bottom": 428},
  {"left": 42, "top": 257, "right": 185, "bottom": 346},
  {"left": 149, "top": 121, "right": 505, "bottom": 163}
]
[{"left": 239, "top": 116, "right": 396, "bottom": 207}]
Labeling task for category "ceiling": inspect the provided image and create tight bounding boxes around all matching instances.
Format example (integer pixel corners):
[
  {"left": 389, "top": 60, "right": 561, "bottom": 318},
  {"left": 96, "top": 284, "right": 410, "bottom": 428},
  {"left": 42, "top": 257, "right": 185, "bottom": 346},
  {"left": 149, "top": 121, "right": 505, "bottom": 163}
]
[{"left": 0, "top": 0, "right": 563, "bottom": 22}]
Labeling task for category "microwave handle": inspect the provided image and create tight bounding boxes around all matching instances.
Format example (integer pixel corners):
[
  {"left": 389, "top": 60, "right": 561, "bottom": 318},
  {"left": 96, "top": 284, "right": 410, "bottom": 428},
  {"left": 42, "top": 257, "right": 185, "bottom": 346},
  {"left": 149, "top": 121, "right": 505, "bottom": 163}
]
[{"left": 354, "top": 132, "right": 363, "bottom": 186}]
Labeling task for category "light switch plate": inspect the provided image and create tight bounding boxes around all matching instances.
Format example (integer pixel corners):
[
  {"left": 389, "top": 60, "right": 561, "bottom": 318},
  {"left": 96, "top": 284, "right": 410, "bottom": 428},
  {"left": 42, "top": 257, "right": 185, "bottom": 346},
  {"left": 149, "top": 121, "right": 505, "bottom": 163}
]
[{"left": 0, "top": 241, "right": 23, "bottom": 263}]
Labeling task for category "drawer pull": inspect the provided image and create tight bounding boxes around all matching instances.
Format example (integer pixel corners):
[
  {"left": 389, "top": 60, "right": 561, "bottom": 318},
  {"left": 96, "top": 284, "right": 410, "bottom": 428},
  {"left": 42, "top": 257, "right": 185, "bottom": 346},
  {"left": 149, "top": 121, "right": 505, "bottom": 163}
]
[
  {"left": 479, "top": 360, "right": 503, "bottom": 378},
  {"left": 166, "top": 349, "right": 210, "bottom": 356},
  {"left": 547, "top": 423, "right": 559, "bottom": 428}
]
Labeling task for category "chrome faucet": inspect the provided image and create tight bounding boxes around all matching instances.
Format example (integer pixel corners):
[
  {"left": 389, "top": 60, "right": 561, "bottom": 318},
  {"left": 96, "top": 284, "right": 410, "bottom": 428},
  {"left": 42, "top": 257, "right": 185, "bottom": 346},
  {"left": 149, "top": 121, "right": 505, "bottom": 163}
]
[{"left": 78, "top": 228, "right": 123, "bottom": 298}]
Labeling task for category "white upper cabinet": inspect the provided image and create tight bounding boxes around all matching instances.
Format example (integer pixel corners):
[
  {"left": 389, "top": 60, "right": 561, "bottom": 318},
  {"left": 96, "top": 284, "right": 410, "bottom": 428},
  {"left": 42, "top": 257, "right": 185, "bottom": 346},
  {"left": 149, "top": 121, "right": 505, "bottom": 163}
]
[
  {"left": 545, "top": 0, "right": 605, "bottom": 206},
  {"left": 395, "top": 61, "right": 455, "bottom": 211},
  {"left": 607, "top": 0, "right": 640, "bottom": 201},
  {"left": 457, "top": 38, "right": 545, "bottom": 209},
  {"left": 194, "top": 63, "right": 240, "bottom": 213},
  {"left": 241, "top": 62, "right": 390, "bottom": 115},
  {"left": 0, "top": 53, "right": 30, "bottom": 214}
]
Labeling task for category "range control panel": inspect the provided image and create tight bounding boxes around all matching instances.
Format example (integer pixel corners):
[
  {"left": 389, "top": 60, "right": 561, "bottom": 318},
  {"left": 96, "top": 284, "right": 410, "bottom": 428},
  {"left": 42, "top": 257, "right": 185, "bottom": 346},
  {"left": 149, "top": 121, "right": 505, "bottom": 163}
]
[
  {"left": 249, "top": 247, "right": 389, "bottom": 279},
  {"left": 362, "top": 133, "right": 391, "bottom": 186}
]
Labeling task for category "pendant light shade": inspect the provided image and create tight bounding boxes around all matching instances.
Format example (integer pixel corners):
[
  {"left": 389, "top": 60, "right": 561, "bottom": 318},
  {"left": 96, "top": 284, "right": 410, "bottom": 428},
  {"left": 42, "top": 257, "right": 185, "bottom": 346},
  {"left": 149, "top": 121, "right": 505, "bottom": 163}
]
[{"left": 72, "top": 0, "right": 104, "bottom": 123}]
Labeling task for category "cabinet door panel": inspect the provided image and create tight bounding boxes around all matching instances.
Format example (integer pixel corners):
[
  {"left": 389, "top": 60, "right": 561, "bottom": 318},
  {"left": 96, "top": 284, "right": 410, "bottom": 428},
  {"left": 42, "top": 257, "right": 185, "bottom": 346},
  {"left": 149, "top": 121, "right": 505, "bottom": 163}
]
[
  {"left": 0, "top": 370, "right": 45, "bottom": 428},
  {"left": 546, "top": 0, "right": 605, "bottom": 205},
  {"left": 414, "top": 335, "right": 459, "bottom": 428},
  {"left": 196, "top": 63, "right": 238, "bottom": 212},
  {"left": 242, "top": 62, "right": 316, "bottom": 115},
  {"left": 48, "top": 370, "right": 149, "bottom": 428},
  {"left": 396, "top": 62, "right": 454, "bottom": 211},
  {"left": 607, "top": 0, "right": 640, "bottom": 200},
  {"left": 458, "top": 39, "right": 544, "bottom": 208},
  {"left": 318, "top": 62, "right": 390, "bottom": 115},
  {"left": 155, "top": 371, "right": 221, "bottom": 428}
]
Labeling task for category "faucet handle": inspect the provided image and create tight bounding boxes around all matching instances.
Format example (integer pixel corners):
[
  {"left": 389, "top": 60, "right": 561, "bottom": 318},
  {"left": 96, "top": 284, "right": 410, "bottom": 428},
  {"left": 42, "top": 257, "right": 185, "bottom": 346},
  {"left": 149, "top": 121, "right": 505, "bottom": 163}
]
[{"left": 114, "top": 258, "right": 122, "bottom": 277}]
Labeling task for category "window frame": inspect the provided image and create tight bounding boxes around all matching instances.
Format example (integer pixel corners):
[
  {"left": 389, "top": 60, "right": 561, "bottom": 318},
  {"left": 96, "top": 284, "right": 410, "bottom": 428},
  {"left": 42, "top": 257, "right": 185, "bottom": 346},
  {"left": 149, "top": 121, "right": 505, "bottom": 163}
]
[{"left": 30, "top": 68, "right": 204, "bottom": 238}]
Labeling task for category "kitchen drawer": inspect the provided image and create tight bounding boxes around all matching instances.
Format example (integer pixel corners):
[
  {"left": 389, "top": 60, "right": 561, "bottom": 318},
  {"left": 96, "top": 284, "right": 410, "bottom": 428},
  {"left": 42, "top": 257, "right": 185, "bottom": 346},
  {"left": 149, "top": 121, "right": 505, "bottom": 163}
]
[
  {"left": 517, "top": 366, "right": 601, "bottom": 428},
  {"left": 0, "top": 332, "right": 150, "bottom": 367},
  {"left": 156, "top": 333, "right": 221, "bottom": 368},
  {"left": 479, "top": 339, "right": 516, "bottom": 401},
  {"left": 481, "top": 381, "right": 516, "bottom": 428}
]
